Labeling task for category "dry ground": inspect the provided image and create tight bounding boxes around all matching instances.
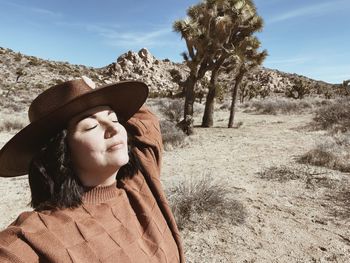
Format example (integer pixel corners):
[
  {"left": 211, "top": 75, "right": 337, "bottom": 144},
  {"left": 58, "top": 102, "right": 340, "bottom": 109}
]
[{"left": 0, "top": 103, "right": 349, "bottom": 262}]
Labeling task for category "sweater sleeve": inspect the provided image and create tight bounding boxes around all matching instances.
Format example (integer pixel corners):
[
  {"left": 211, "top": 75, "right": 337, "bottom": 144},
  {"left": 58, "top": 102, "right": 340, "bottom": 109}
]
[
  {"left": 0, "top": 226, "right": 39, "bottom": 263},
  {"left": 124, "top": 105, "right": 163, "bottom": 176}
]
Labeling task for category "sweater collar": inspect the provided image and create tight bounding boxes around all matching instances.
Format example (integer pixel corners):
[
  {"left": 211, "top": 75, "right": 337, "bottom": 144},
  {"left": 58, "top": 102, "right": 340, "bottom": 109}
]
[{"left": 82, "top": 181, "right": 119, "bottom": 204}]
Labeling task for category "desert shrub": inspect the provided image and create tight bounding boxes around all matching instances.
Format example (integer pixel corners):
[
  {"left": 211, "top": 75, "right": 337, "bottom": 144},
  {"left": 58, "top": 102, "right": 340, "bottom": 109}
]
[
  {"left": 218, "top": 100, "right": 231, "bottom": 110},
  {"left": 27, "top": 57, "right": 41, "bottom": 66},
  {"left": 155, "top": 98, "right": 203, "bottom": 121},
  {"left": 244, "top": 97, "right": 312, "bottom": 115},
  {"left": 167, "top": 174, "right": 247, "bottom": 230},
  {"left": 1, "top": 101, "right": 25, "bottom": 112},
  {"left": 326, "top": 186, "right": 350, "bottom": 219},
  {"left": 160, "top": 120, "right": 187, "bottom": 150},
  {"left": 13, "top": 52, "right": 22, "bottom": 62},
  {"left": 311, "top": 98, "right": 350, "bottom": 133},
  {"left": 158, "top": 99, "right": 184, "bottom": 122},
  {"left": 297, "top": 134, "right": 350, "bottom": 172},
  {"left": 285, "top": 78, "right": 311, "bottom": 99},
  {"left": 0, "top": 115, "right": 27, "bottom": 132},
  {"left": 258, "top": 164, "right": 341, "bottom": 190},
  {"left": 257, "top": 165, "right": 304, "bottom": 182},
  {"left": 35, "top": 83, "right": 46, "bottom": 90}
]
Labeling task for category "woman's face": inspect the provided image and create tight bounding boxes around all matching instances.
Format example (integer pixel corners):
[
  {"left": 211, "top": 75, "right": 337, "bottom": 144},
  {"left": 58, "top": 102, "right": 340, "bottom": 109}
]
[{"left": 67, "top": 105, "right": 129, "bottom": 185}]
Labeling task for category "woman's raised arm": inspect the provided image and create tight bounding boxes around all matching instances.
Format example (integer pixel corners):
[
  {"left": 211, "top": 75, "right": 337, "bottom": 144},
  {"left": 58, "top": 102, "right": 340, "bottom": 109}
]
[{"left": 124, "top": 105, "right": 163, "bottom": 176}]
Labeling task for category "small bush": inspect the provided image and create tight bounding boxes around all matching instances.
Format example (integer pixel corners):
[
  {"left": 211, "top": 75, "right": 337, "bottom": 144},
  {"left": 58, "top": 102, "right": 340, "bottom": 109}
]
[
  {"left": 160, "top": 120, "right": 187, "bottom": 150},
  {"left": 312, "top": 98, "right": 350, "bottom": 133},
  {"left": 297, "top": 134, "right": 350, "bottom": 172},
  {"left": 257, "top": 165, "right": 304, "bottom": 182},
  {"left": 158, "top": 99, "right": 184, "bottom": 122},
  {"left": 13, "top": 52, "right": 22, "bottom": 62},
  {"left": 326, "top": 186, "right": 350, "bottom": 220},
  {"left": 0, "top": 116, "right": 27, "bottom": 132},
  {"left": 258, "top": 164, "right": 341, "bottom": 190},
  {"left": 27, "top": 57, "right": 41, "bottom": 66},
  {"left": 167, "top": 174, "right": 247, "bottom": 230},
  {"left": 155, "top": 98, "right": 203, "bottom": 122},
  {"left": 1, "top": 101, "right": 25, "bottom": 112},
  {"left": 244, "top": 97, "right": 312, "bottom": 115}
]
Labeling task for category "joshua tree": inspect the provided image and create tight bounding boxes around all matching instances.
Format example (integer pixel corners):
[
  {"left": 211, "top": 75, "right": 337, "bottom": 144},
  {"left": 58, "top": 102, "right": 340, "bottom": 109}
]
[
  {"left": 201, "top": 0, "right": 265, "bottom": 127},
  {"left": 16, "top": 68, "right": 25, "bottom": 82},
  {"left": 174, "top": 0, "right": 265, "bottom": 133},
  {"left": 173, "top": 12, "right": 213, "bottom": 134},
  {"left": 227, "top": 36, "right": 267, "bottom": 128},
  {"left": 343, "top": 79, "right": 350, "bottom": 95},
  {"left": 285, "top": 78, "right": 311, "bottom": 99}
]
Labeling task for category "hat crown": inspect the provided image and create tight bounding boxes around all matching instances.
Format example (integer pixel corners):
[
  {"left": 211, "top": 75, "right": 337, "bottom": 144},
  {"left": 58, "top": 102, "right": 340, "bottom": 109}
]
[{"left": 28, "top": 79, "right": 94, "bottom": 123}]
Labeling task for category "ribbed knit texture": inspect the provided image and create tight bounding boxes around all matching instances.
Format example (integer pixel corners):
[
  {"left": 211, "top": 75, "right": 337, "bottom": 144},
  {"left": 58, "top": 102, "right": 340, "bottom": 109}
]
[
  {"left": 0, "top": 106, "right": 185, "bottom": 263},
  {"left": 82, "top": 183, "right": 120, "bottom": 204}
]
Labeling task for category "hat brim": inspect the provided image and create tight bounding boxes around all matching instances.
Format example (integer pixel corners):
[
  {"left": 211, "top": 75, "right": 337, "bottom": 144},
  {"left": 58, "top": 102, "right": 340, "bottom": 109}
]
[{"left": 0, "top": 80, "right": 148, "bottom": 177}]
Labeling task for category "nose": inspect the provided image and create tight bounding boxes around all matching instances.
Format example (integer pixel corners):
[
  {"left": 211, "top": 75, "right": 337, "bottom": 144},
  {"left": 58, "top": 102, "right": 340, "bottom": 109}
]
[{"left": 105, "top": 121, "right": 119, "bottom": 139}]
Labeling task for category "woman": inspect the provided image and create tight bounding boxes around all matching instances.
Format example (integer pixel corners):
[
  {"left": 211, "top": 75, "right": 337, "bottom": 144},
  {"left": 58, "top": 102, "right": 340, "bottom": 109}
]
[{"left": 0, "top": 77, "right": 184, "bottom": 262}]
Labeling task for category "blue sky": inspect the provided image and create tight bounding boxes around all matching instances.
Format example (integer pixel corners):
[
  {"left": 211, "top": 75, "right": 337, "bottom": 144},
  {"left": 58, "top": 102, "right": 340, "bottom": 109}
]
[{"left": 0, "top": 0, "right": 349, "bottom": 84}]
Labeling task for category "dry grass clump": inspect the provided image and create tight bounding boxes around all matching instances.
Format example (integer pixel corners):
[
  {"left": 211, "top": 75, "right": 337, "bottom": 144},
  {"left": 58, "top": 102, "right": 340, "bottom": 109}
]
[
  {"left": 257, "top": 165, "right": 303, "bottom": 182},
  {"left": 258, "top": 164, "right": 341, "bottom": 191},
  {"left": 160, "top": 120, "right": 187, "bottom": 150},
  {"left": 297, "top": 134, "right": 350, "bottom": 172},
  {"left": 326, "top": 186, "right": 350, "bottom": 220},
  {"left": 157, "top": 99, "right": 184, "bottom": 122},
  {"left": 243, "top": 97, "right": 312, "bottom": 115},
  {"left": 0, "top": 115, "right": 27, "bottom": 132},
  {"left": 311, "top": 98, "right": 350, "bottom": 133},
  {"left": 167, "top": 174, "right": 247, "bottom": 231},
  {"left": 154, "top": 98, "right": 203, "bottom": 122},
  {"left": 259, "top": 164, "right": 350, "bottom": 219}
]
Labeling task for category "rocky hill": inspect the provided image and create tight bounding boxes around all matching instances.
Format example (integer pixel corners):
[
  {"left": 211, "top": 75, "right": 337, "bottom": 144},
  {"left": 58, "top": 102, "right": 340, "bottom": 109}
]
[{"left": 0, "top": 46, "right": 340, "bottom": 111}]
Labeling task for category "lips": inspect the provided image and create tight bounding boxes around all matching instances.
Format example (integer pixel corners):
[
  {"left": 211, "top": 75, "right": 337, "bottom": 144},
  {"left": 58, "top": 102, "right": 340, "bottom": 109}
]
[{"left": 107, "top": 141, "right": 124, "bottom": 151}]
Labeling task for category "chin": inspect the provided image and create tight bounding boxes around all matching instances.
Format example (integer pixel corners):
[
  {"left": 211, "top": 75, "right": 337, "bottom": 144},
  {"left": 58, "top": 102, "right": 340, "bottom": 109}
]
[{"left": 113, "top": 154, "right": 129, "bottom": 168}]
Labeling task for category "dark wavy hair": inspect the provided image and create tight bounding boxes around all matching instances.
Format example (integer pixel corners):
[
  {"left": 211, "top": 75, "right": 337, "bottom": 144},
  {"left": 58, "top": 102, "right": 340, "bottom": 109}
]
[{"left": 28, "top": 129, "right": 141, "bottom": 211}]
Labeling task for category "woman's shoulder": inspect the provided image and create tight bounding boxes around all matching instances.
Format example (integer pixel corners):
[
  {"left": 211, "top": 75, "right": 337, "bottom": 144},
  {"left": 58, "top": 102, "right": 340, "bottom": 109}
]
[
  {"left": 0, "top": 211, "right": 42, "bottom": 262},
  {"left": 2, "top": 208, "right": 75, "bottom": 234},
  {"left": 2, "top": 210, "right": 44, "bottom": 233}
]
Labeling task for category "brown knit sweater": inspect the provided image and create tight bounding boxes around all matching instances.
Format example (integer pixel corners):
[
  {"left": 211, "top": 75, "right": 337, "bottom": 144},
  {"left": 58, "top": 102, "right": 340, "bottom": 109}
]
[{"left": 0, "top": 106, "right": 185, "bottom": 263}]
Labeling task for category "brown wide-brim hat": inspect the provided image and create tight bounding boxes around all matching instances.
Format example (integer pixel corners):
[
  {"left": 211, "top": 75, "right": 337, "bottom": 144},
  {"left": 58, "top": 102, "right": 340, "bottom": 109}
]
[{"left": 0, "top": 77, "right": 149, "bottom": 177}]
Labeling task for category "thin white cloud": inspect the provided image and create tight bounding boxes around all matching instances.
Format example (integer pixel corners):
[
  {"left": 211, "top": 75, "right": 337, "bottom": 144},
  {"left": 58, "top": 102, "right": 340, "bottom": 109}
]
[
  {"left": 55, "top": 21, "right": 175, "bottom": 48},
  {"left": 267, "top": 0, "right": 349, "bottom": 24},
  {"left": 87, "top": 25, "right": 174, "bottom": 48},
  {"left": 1, "top": 1, "right": 62, "bottom": 18},
  {"left": 30, "top": 7, "right": 62, "bottom": 17}
]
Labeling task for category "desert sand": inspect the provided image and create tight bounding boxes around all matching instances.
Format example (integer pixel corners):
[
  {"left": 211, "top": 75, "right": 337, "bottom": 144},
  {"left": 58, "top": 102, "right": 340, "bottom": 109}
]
[{"left": 0, "top": 102, "right": 349, "bottom": 262}]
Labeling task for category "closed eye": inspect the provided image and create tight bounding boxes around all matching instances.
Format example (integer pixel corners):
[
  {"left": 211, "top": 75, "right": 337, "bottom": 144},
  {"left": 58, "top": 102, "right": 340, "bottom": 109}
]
[{"left": 86, "top": 125, "right": 98, "bottom": 131}]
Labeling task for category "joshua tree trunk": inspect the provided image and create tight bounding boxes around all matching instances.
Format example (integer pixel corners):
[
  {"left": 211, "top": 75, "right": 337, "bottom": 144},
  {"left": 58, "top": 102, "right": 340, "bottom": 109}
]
[
  {"left": 228, "top": 68, "right": 245, "bottom": 128},
  {"left": 202, "top": 68, "right": 219, "bottom": 127},
  {"left": 177, "top": 74, "right": 197, "bottom": 135}
]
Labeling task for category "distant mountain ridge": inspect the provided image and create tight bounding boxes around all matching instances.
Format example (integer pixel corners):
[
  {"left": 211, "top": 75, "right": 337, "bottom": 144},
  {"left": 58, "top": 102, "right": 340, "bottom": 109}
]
[{"left": 0, "top": 46, "right": 339, "bottom": 111}]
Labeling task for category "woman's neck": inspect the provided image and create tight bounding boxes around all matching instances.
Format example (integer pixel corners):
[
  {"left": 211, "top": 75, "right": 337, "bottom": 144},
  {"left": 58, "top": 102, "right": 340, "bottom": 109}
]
[{"left": 77, "top": 168, "right": 119, "bottom": 187}]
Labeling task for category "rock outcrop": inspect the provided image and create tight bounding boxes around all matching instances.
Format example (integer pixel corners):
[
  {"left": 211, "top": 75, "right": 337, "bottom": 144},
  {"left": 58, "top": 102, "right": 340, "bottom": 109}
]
[{"left": 0, "top": 46, "right": 340, "bottom": 111}]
